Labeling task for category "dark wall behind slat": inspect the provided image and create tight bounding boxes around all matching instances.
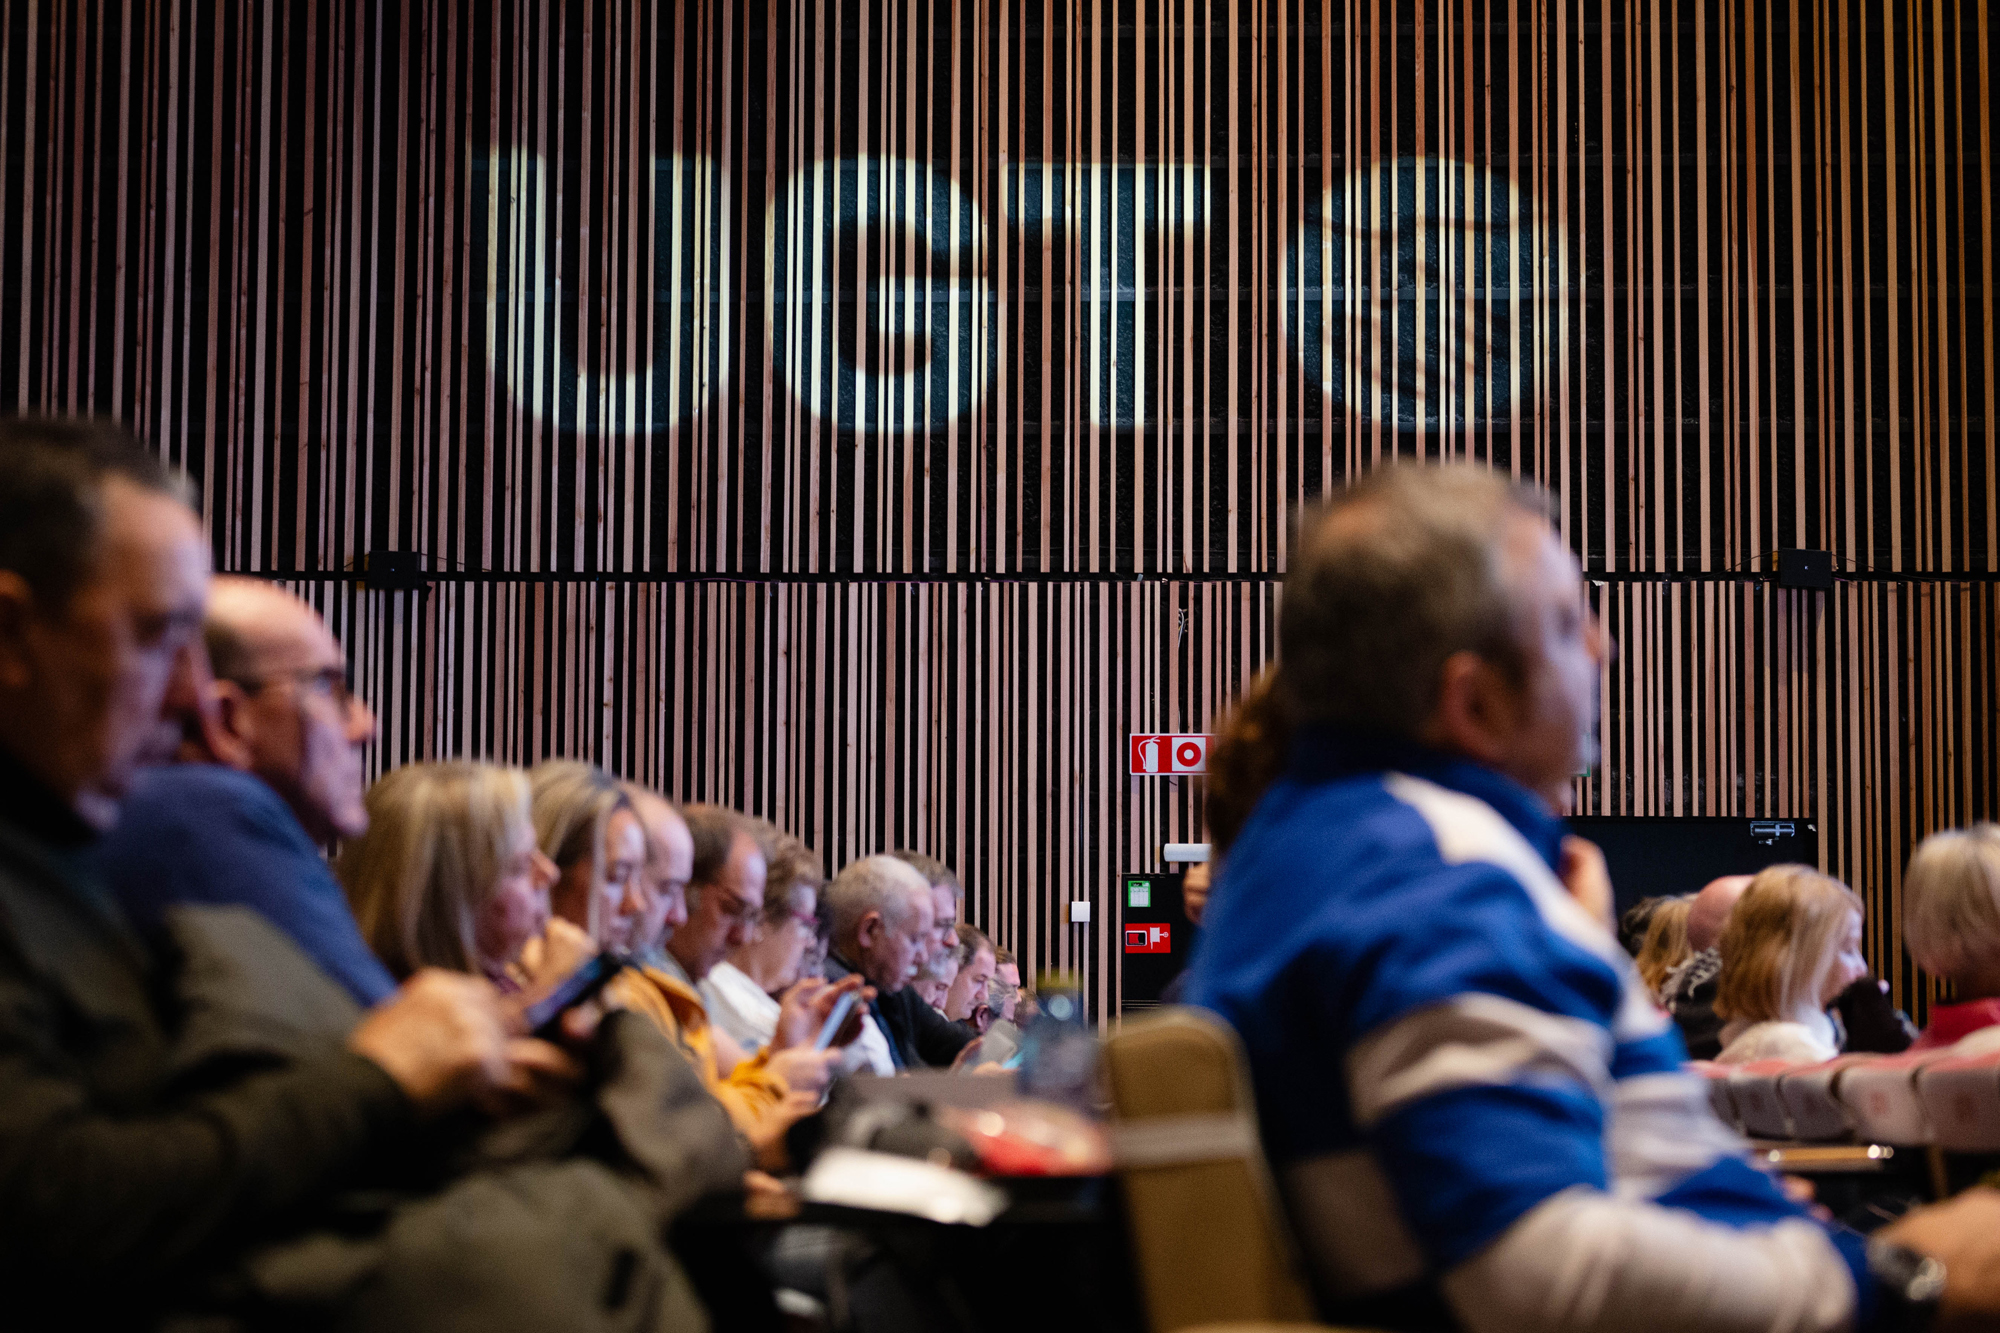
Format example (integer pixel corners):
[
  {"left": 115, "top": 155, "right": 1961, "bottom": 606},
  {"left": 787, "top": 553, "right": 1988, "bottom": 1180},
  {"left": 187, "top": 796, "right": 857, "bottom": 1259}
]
[{"left": 2, "top": 1, "right": 1994, "bottom": 1019}]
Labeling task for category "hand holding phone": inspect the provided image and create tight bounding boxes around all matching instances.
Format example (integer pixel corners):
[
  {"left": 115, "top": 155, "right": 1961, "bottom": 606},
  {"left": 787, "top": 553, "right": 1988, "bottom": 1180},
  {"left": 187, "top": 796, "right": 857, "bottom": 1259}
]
[
  {"left": 813, "top": 990, "right": 861, "bottom": 1051},
  {"left": 522, "top": 952, "right": 627, "bottom": 1040}
]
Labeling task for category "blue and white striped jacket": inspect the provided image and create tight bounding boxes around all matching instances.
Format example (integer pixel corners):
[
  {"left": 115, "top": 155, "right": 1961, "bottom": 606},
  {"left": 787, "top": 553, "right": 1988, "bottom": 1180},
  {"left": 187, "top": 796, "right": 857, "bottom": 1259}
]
[{"left": 1185, "top": 728, "right": 1874, "bottom": 1333}]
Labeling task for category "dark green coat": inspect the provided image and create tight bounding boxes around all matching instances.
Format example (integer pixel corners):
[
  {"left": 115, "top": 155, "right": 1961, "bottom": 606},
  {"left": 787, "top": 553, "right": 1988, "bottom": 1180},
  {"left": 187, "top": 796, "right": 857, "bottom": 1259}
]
[{"left": 0, "top": 773, "right": 410, "bottom": 1326}]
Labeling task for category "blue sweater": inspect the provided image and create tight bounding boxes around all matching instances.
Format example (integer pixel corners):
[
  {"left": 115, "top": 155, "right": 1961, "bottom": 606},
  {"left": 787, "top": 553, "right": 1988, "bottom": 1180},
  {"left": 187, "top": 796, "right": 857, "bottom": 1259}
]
[
  {"left": 92, "top": 765, "right": 396, "bottom": 1006},
  {"left": 1186, "top": 729, "right": 1872, "bottom": 1333}
]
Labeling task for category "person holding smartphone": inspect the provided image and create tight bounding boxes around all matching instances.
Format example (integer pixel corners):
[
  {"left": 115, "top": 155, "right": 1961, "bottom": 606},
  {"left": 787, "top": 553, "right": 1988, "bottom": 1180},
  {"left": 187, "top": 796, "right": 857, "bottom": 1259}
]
[{"left": 570, "top": 797, "right": 867, "bottom": 1167}]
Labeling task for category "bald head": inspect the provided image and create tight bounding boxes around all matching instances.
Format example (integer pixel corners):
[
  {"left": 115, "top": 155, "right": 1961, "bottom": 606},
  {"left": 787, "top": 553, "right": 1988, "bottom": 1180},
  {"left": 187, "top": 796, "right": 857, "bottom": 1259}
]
[
  {"left": 1686, "top": 874, "right": 1754, "bottom": 953},
  {"left": 205, "top": 576, "right": 377, "bottom": 841},
  {"left": 625, "top": 786, "right": 692, "bottom": 951},
  {"left": 205, "top": 578, "right": 327, "bottom": 681}
]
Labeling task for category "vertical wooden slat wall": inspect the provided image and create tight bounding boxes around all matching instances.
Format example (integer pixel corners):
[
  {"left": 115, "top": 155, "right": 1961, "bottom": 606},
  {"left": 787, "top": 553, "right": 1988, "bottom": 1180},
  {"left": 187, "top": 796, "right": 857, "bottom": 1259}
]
[{"left": 1, "top": 3, "right": 1993, "bottom": 1019}]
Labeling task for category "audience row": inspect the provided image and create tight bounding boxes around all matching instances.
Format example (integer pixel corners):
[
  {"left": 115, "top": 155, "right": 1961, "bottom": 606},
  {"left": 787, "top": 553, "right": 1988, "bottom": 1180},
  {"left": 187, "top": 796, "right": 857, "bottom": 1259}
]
[
  {"left": 1620, "top": 825, "right": 2000, "bottom": 1070},
  {"left": 0, "top": 417, "right": 1043, "bottom": 1329},
  {"left": 10, "top": 417, "right": 2000, "bottom": 1333}
]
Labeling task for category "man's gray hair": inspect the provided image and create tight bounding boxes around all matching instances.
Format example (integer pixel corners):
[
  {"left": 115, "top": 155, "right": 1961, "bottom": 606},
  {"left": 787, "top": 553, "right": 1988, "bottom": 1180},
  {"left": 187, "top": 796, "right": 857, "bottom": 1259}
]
[
  {"left": 1279, "top": 464, "right": 1553, "bottom": 739},
  {"left": 889, "top": 850, "right": 961, "bottom": 903},
  {"left": 826, "top": 855, "right": 928, "bottom": 946}
]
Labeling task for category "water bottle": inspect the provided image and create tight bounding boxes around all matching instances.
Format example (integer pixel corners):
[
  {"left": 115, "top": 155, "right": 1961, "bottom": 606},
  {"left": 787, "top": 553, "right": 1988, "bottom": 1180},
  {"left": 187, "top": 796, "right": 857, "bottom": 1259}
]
[{"left": 1016, "top": 975, "right": 1100, "bottom": 1114}]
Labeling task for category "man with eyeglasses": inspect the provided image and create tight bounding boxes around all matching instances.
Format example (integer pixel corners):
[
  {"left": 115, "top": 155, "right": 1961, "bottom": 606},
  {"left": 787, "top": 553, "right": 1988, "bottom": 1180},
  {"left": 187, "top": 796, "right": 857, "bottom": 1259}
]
[
  {"left": 669, "top": 804, "right": 770, "bottom": 985},
  {"left": 606, "top": 803, "right": 862, "bottom": 1165},
  {"left": 92, "top": 576, "right": 396, "bottom": 1004},
  {"left": 0, "top": 419, "right": 563, "bottom": 1327}
]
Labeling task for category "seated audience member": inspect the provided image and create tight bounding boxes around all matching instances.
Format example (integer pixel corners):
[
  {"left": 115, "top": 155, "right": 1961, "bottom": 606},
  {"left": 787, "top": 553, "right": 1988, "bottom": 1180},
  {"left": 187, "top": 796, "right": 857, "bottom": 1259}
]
[
  {"left": 1181, "top": 858, "right": 1213, "bottom": 927},
  {"left": 914, "top": 938, "right": 960, "bottom": 1009},
  {"left": 1617, "top": 894, "right": 1669, "bottom": 957},
  {"left": 892, "top": 848, "right": 965, "bottom": 975},
  {"left": 341, "top": 762, "right": 561, "bottom": 986},
  {"left": 826, "top": 854, "right": 946, "bottom": 1073},
  {"left": 531, "top": 761, "right": 651, "bottom": 951},
  {"left": 1200, "top": 667, "right": 1289, "bottom": 857},
  {"left": 944, "top": 922, "right": 997, "bottom": 1028},
  {"left": 991, "top": 946, "right": 1022, "bottom": 1022},
  {"left": 1634, "top": 894, "right": 1694, "bottom": 997},
  {"left": 954, "top": 936, "right": 1023, "bottom": 1067},
  {"left": 624, "top": 784, "right": 693, "bottom": 965},
  {"left": 91, "top": 575, "right": 398, "bottom": 1005},
  {"left": 1713, "top": 866, "right": 1868, "bottom": 1064},
  {"left": 1181, "top": 464, "right": 2000, "bottom": 1333},
  {"left": 702, "top": 824, "right": 827, "bottom": 1052},
  {"left": 583, "top": 800, "right": 850, "bottom": 1156},
  {"left": 1906, "top": 824, "right": 2000, "bottom": 1050},
  {"left": 1160, "top": 855, "right": 1215, "bottom": 1005},
  {"left": 1661, "top": 872, "right": 1753, "bottom": 1058},
  {"left": 0, "top": 418, "right": 563, "bottom": 1327}
]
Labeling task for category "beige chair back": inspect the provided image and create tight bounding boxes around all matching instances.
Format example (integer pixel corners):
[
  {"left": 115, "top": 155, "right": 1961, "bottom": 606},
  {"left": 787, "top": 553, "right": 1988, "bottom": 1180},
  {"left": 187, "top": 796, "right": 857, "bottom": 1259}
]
[{"left": 1104, "top": 1006, "right": 1319, "bottom": 1333}]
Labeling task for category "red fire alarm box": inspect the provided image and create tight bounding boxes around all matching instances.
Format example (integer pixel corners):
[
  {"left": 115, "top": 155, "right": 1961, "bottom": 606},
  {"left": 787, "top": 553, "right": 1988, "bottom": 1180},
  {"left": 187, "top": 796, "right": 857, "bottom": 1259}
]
[{"left": 1124, "top": 923, "right": 1172, "bottom": 954}]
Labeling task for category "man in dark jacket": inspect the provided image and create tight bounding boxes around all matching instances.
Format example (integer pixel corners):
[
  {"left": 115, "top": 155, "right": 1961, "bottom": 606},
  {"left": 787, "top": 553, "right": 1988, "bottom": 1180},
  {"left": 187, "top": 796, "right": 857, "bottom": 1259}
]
[
  {"left": 0, "top": 417, "right": 550, "bottom": 1327},
  {"left": 825, "top": 854, "right": 972, "bottom": 1069}
]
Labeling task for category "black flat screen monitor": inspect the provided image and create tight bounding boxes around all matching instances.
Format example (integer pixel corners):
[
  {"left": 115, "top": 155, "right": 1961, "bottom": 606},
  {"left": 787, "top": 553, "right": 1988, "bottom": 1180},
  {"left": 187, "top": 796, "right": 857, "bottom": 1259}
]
[{"left": 1566, "top": 816, "right": 1818, "bottom": 922}]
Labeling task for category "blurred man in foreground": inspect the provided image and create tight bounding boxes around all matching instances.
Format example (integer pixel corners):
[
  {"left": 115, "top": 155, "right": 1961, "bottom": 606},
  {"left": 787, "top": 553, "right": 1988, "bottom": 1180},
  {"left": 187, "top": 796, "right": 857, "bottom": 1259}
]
[
  {"left": 1186, "top": 463, "right": 2000, "bottom": 1333},
  {"left": 0, "top": 418, "right": 562, "bottom": 1327}
]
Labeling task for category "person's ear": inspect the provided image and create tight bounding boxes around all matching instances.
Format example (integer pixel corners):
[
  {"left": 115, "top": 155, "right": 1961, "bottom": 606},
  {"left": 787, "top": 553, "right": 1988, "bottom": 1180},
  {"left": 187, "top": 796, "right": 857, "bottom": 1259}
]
[
  {"left": 855, "top": 910, "right": 883, "bottom": 950},
  {"left": 1422, "top": 650, "right": 1522, "bottom": 766},
  {"left": 0, "top": 571, "right": 38, "bottom": 691},
  {"left": 206, "top": 678, "right": 258, "bottom": 769}
]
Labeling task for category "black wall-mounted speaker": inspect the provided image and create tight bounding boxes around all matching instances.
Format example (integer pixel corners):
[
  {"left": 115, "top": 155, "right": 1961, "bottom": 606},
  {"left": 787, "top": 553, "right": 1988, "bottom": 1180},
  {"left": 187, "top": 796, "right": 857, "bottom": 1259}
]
[{"left": 1776, "top": 548, "right": 1835, "bottom": 590}]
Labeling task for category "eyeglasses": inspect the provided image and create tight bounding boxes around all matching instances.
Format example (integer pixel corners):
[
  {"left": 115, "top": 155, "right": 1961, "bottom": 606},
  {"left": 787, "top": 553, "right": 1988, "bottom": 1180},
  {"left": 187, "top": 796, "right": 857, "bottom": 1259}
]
[
  {"left": 711, "top": 886, "right": 762, "bottom": 927},
  {"left": 232, "top": 665, "right": 354, "bottom": 712}
]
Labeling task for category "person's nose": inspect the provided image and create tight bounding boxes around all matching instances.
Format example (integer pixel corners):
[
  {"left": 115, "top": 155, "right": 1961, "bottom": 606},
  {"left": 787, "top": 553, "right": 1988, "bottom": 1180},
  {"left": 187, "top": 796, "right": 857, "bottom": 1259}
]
[
  {"left": 346, "top": 694, "right": 379, "bottom": 746},
  {"left": 1590, "top": 615, "right": 1617, "bottom": 667},
  {"left": 621, "top": 878, "right": 650, "bottom": 924}
]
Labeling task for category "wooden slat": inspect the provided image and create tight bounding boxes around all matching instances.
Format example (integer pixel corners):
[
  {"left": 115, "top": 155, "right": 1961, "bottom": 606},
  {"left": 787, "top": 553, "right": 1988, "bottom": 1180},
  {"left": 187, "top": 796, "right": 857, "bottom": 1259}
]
[{"left": 0, "top": 1, "right": 1993, "bottom": 1020}]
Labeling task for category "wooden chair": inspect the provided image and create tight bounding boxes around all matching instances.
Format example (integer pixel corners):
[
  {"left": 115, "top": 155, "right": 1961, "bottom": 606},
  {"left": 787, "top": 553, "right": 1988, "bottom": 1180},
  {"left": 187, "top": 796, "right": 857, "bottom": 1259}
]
[{"left": 1102, "top": 1006, "right": 1364, "bottom": 1333}]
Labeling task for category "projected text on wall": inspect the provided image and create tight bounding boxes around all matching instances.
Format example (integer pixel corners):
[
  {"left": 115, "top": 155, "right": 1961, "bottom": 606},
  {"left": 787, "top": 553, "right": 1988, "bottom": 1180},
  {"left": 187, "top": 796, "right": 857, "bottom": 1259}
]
[{"left": 483, "top": 151, "right": 1568, "bottom": 437}]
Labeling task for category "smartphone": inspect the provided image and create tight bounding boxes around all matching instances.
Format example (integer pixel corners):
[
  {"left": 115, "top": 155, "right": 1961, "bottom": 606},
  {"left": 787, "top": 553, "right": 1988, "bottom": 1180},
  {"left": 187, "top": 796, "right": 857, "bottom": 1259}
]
[
  {"left": 523, "top": 952, "right": 627, "bottom": 1039},
  {"left": 813, "top": 990, "right": 861, "bottom": 1051}
]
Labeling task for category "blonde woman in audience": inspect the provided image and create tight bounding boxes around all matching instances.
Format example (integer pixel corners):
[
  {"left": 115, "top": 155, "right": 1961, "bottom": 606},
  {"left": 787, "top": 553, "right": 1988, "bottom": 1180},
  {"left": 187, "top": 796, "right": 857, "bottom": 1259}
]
[
  {"left": 529, "top": 761, "right": 651, "bottom": 954},
  {"left": 341, "top": 762, "right": 564, "bottom": 987},
  {"left": 1712, "top": 865, "right": 1868, "bottom": 1064},
  {"left": 1634, "top": 895, "right": 1694, "bottom": 998},
  {"left": 1905, "top": 823, "right": 2000, "bottom": 1050}
]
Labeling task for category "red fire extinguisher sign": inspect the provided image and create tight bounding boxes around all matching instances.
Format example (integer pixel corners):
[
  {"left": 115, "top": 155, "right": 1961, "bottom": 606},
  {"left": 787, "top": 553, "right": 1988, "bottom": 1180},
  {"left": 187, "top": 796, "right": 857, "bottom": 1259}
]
[{"left": 1124, "top": 923, "right": 1172, "bottom": 954}]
